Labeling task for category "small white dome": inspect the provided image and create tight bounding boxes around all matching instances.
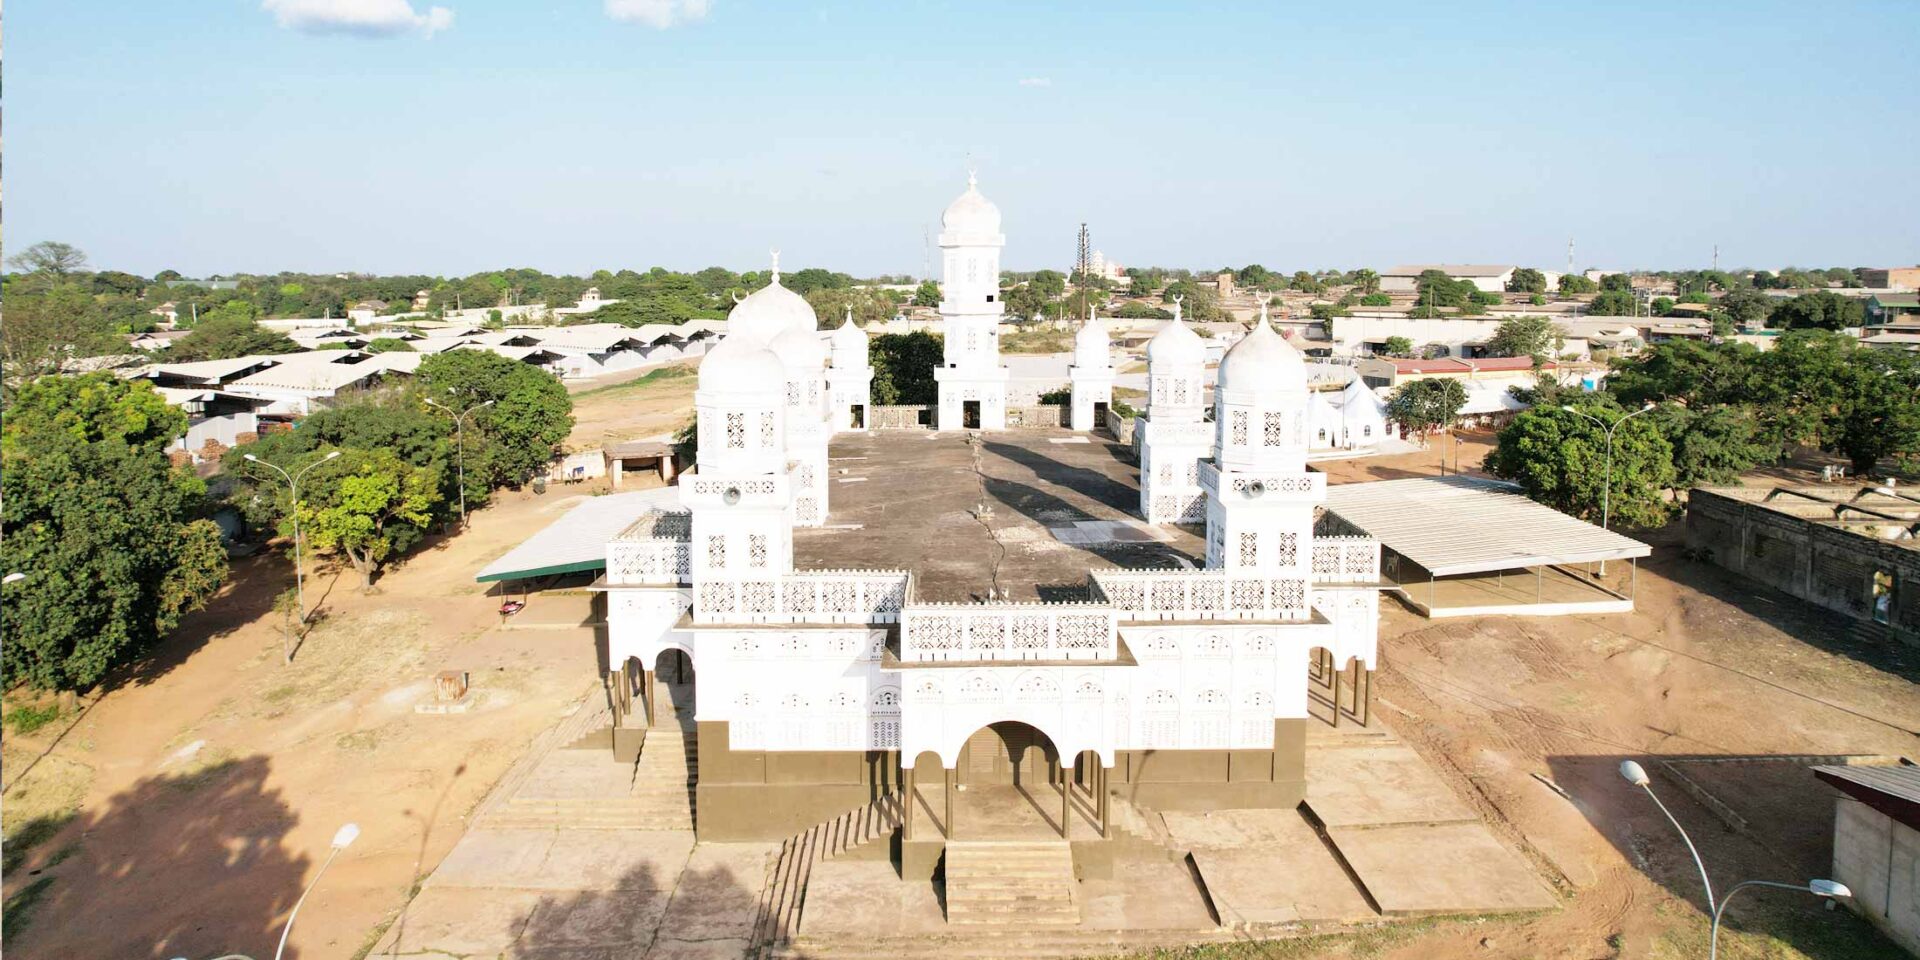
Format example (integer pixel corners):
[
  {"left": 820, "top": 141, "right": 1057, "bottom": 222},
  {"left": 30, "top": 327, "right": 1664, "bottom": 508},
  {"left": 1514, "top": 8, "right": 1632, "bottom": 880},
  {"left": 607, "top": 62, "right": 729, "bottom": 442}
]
[
  {"left": 700, "top": 333, "right": 786, "bottom": 395},
  {"left": 728, "top": 275, "right": 818, "bottom": 347},
  {"left": 1146, "top": 315, "right": 1204, "bottom": 367},
  {"left": 770, "top": 325, "right": 829, "bottom": 371},
  {"left": 1074, "top": 320, "right": 1110, "bottom": 366},
  {"left": 831, "top": 315, "right": 869, "bottom": 366},
  {"left": 1217, "top": 318, "right": 1307, "bottom": 396},
  {"left": 940, "top": 173, "right": 1002, "bottom": 237}
]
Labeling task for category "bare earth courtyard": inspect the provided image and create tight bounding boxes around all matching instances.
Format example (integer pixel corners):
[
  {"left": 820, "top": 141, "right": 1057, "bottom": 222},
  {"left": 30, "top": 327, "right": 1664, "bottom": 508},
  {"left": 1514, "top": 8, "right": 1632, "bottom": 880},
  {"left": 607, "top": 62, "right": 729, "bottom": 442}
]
[{"left": 2, "top": 368, "right": 1913, "bottom": 960}]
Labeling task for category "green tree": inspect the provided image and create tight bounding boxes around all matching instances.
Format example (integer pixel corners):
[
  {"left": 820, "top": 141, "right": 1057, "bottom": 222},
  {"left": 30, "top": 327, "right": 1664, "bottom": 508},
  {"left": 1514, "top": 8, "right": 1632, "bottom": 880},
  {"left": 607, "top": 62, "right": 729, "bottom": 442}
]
[
  {"left": 363, "top": 337, "right": 417, "bottom": 353},
  {"left": 1380, "top": 336, "right": 1415, "bottom": 358},
  {"left": 1827, "top": 348, "right": 1920, "bottom": 475},
  {"left": 295, "top": 449, "right": 441, "bottom": 590},
  {"left": 1656, "top": 405, "right": 1776, "bottom": 489},
  {"left": 1029, "top": 270, "right": 1067, "bottom": 300},
  {"left": 1650, "top": 296, "right": 1675, "bottom": 317},
  {"left": 1359, "top": 292, "right": 1393, "bottom": 307},
  {"left": 0, "top": 283, "right": 125, "bottom": 385},
  {"left": 805, "top": 287, "right": 897, "bottom": 331},
  {"left": 1767, "top": 291, "right": 1864, "bottom": 331},
  {"left": 1506, "top": 268, "right": 1548, "bottom": 294},
  {"left": 8, "top": 240, "right": 90, "bottom": 278},
  {"left": 1351, "top": 269, "right": 1381, "bottom": 296},
  {"left": 1588, "top": 290, "right": 1638, "bottom": 316},
  {"left": 1113, "top": 301, "right": 1173, "bottom": 320},
  {"left": 1487, "top": 400, "right": 1676, "bottom": 527},
  {"left": 1235, "top": 264, "right": 1274, "bottom": 289},
  {"left": 1486, "top": 316, "right": 1561, "bottom": 359},
  {"left": 417, "top": 350, "right": 574, "bottom": 491},
  {"left": 1716, "top": 287, "right": 1773, "bottom": 330},
  {"left": 1308, "top": 302, "right": 1348, "bottom": 321},
  {"left": 911, "top": 279, "right": 941, "bottom": 307},
  {"left": 1558, "top": 274, "right": 1598, "bottom": 294},
  {"left": 0, "top": 378, "right": 227, "bottom": 690},
  {"left": 1383, "top": 378, "right": 1468, "bottom": 443},
  {"left": 167, "top": 303, "right": 301, "bottom": 361},
  {"left": 1599, "top": 273, "right": 1633, "bottom": 293},
  {"left": 868, "top": 331, "right": 943, "bottom": 405}
]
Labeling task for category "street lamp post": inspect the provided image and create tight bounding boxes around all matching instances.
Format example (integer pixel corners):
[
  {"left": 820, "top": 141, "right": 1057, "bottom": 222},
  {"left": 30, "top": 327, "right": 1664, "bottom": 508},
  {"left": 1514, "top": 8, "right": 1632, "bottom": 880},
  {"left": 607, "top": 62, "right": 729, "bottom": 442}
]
[
  {"left": 272, "top": 822, "right": 361, "bottom": 960},
  {"left": 244, "top": 451, "right": 341, "bottom": 624},
  {"left": 1618, "top": 760, "right": 1850, "bottom": 960},
  {"left": 1562, "top": 402, "right": 1656, "bottom": 577},
  {"left": 426, "top": 398, "right": 494, "bottom": 528}
]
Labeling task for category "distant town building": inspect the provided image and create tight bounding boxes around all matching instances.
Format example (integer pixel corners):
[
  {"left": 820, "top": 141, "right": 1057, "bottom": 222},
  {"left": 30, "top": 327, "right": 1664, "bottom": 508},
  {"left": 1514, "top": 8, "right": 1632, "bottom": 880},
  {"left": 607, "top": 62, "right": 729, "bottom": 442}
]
[
  {"left": 1378, "top": 265, "right": 1516, "bottom": 294},
  {"left": 1859, "top": 266, "right": 1920, "bottom": 290},
  {"left": 1355, "top": 355, "right": 1555, "bottom": 392},
  {"left": 1866, "top": 294, "right": 1920, "bottom": 329}
]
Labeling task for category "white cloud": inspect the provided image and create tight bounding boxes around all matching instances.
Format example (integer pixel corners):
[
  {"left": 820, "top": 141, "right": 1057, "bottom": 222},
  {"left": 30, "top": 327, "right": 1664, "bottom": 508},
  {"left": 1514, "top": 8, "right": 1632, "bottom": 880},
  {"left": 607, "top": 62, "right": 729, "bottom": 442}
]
[
  {"left": 1018, "top": 77, "right": 1052, "bottom": 88},
  {"left": 606, "top": 0, "right": 712, "bottom": 28},
  {"left": 262, "top": 0, "right": 454, "bottom": 37}
]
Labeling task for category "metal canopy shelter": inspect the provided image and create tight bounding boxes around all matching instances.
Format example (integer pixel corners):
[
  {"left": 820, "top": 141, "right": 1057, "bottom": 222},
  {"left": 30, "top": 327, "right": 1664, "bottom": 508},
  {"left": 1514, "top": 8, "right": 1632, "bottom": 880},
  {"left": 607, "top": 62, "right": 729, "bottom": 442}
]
[
  {"left": 1323, "top": 476, "right": 1652, "bottom": 577},
  {"left": 475, "top": 488, "right": 680, "bottom": 583}
]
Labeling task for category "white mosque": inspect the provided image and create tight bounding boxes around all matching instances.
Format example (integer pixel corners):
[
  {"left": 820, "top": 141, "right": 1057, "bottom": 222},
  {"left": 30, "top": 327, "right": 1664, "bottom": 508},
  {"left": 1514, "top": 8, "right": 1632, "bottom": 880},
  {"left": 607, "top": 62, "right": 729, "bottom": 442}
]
[{"left": 597, "top": 175, "right": 1384, "bottom": 886}]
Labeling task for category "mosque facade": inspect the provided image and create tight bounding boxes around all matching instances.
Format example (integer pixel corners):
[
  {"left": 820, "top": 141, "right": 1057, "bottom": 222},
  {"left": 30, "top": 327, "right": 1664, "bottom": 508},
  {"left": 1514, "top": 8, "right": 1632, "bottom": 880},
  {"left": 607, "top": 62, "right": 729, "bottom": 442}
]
[{"left": 598, "top": 177, "right": 1383, "bottom": 873}]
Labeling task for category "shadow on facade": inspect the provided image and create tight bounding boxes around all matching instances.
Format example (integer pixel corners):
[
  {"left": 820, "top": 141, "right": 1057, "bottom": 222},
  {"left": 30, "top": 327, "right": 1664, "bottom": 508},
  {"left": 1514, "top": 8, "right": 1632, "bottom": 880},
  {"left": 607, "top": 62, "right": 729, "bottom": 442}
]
[
  {"left": 2, "top": 755, "right": 312, "bottom": 959},
  {"left": 1542, "top": 752, "right": 1898, "bottom": 958}
]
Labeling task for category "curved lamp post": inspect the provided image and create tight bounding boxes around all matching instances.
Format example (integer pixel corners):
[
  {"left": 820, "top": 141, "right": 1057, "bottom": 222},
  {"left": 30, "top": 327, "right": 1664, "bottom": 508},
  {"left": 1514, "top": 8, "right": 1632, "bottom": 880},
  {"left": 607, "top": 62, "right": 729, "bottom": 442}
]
[
  {"left": 1560, "top": 403, "right": 1657, "bottom": 534},
  {"left": 425, "top": 398, "right": 494, "bottom": 528},
  {"left": 1619, "top": 760, "right": 1850, "bottom": 959},
  {"left": 272, "top": 822, "right": 361, "bottom": 960},
  {"left": 244, "top": 451, "right": 341, "bottom": 623}
]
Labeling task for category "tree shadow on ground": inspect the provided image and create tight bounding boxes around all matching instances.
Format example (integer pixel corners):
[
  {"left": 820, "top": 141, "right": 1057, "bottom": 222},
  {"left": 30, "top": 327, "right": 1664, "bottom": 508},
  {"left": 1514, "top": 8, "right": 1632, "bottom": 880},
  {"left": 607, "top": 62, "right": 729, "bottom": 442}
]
[
  {"left": 1, "top": 755, "right": 312, "bottom": 960},
  {"left": 982, "top": 439, "right": 1140, "bottom": 515},
  {"left": 1544, "top": 752, "right": 1901, "bottom": 959},
  {"left": 105, "top": 552, "right": 289, "bottom": 692},
  {"left": 1641, "top": 521, "right": 1920, "bottom": 693}
]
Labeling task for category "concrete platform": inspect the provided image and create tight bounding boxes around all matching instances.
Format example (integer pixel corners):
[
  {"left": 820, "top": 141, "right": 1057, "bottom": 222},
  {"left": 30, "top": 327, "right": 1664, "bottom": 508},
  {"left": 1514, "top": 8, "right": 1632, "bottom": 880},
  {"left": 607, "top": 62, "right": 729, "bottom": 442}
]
[
  {"left": 800, "top": 860, "right": 950, "bottom": 937},
  {"left": 1326, "top": 822, "right": 1557, "bottom": 916},
  {"left": 1075, "top": 852, "right": 1219, "bottom": 930},
  {"left": 1396, "top": 565, "right": 1633, "bottom": 618},
  {"left": 1164, "top": 809, "right": 1375, "bottom": 925},
  {"left": 1304, "top": 744, "right": 1477, "bottom": 828}
]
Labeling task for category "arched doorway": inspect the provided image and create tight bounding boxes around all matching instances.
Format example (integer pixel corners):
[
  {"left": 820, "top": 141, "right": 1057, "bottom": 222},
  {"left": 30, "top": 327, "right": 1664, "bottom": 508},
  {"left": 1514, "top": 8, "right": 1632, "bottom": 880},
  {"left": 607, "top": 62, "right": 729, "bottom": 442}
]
[{"left": 958, "top": 721, "right": 1058, "bottom": 787}]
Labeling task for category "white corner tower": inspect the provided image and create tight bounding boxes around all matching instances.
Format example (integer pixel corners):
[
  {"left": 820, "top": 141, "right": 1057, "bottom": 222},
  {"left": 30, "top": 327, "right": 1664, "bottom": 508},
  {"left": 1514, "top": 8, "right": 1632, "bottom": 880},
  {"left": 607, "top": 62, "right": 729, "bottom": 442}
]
[
  {"left": 827, "top": 308, "right": 873, "bottom": 432},
  {"left": 681, "top": 329, "right": 795, "bottom": 595},
  {"left": 1068, "top": 312, "right": 1113, "bottom": 432},
  {"left": 932, "top": 171, "right": 1010, "bottom": 431},
  {"left": 1201, "top": 304, "right": 1324, "bottom": 572},
  {"left": 1137, "top": 299, "right": 1212, "bottom": 524}
]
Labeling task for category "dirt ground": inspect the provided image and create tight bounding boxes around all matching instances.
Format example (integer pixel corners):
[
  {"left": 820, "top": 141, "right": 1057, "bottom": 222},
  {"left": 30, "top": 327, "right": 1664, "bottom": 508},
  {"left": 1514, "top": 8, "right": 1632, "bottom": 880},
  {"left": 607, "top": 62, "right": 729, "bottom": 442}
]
[
  {"left": 0, "top": 364, "right": 703, "bottom": 960},
  {"left": 564, "top": 361, "right": 699, "bottom": 451},
  {"left": 1299, "top": 437, "right": 1919, "bottom": 960}
]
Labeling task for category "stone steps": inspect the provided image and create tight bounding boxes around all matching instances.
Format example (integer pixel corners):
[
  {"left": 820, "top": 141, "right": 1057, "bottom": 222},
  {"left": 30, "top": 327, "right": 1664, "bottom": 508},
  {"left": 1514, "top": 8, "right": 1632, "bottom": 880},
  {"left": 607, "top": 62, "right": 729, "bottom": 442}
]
[
  {"left": 777, "top": 928, "right": 1231, "bottom": 960},
  {"left": 748, "top": 792, "right": 906, "bottom": 958},
  {"left": 944, "top": 841, "right": 1078, "bottom": 927},
  {"left": 477, "top": 722, "right": 698, "bottom": 832}
]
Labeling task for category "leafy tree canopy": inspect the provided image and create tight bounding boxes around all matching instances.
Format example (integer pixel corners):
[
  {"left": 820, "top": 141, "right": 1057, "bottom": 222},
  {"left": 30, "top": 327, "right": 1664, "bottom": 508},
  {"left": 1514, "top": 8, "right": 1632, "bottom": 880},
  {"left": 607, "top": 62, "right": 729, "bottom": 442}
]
[
  {"left": 1487, "top": 398, "right": 1677, "bottom": 528},
  {"left": 869, "top": 331, "right": 943, "bottom": 406},
  {"left": 1384, "top": 378, "right": 1468, "bottom": 441},
  {"left": 1506, "top": 268, "right": 1548, "bottom": 294}
]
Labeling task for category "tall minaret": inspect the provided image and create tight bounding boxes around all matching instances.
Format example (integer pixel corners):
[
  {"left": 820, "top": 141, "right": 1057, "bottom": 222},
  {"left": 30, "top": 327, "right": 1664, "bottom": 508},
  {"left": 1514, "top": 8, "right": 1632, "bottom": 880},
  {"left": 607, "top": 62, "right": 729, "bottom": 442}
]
[
  {"left": 932, "top": 171, "right": 1010, "bottom": 431},
  {"left": 1202, "top": 303, "right": 1322, "bottom": 573}
]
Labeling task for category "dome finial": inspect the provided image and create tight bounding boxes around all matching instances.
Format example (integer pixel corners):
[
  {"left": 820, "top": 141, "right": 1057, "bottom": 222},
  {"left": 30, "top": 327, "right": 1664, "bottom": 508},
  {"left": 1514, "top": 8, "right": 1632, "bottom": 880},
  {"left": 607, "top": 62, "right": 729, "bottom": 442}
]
[
  {"left": 966, "top": 156, "right": 977, "bottom": 189},
  {"left": 1259, "top": 297, "right": 1270, "bottom": 326},
  {"left": 1171, "top": 293, "right": 1183, "bottom": 324},
  {"left": 770, "top": 248, "right": 781, "bottom": 284},
  {"left": 844, "top": 305, "right": 854, "bottom": 325}
]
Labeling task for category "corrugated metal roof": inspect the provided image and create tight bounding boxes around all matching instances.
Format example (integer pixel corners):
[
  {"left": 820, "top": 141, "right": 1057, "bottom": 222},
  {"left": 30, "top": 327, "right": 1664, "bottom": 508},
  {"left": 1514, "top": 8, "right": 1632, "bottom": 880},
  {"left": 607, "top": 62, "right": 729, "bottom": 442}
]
[
  {"left": 475, "top": 488, "right": 682, "bottom": 582},
  {"left": 1812, "top": 763, "right": 1920, "bottom": 804},
  {"left": 1322, "top": 476, "right": 1651, "bottom": 576}
]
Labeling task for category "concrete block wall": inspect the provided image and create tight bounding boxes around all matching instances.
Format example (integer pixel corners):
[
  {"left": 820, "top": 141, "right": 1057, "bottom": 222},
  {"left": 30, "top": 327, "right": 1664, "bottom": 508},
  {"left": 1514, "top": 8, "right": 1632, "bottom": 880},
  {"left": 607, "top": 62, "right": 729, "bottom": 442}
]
[
  {"left": 1830, "top": 798, "right": 1920, "bottom": 956},
  {"left": 1686, "top": 489, "right": 1920, "bottom": 647}
]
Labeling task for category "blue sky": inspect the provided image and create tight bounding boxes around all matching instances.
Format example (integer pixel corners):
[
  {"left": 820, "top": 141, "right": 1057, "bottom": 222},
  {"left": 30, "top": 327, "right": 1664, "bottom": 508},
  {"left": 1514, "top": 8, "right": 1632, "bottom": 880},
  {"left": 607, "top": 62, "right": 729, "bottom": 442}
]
[{"left": 8, "top": 1, "right": 1918, "bottom": 278}]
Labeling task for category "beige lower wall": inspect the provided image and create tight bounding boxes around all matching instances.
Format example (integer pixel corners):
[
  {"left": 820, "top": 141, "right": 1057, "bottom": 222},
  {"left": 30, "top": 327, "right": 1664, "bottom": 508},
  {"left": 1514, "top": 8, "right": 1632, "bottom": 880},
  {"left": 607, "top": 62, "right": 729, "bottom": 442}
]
[{"left": 692, "top": 718, "right": 1308, "bottom": 840}]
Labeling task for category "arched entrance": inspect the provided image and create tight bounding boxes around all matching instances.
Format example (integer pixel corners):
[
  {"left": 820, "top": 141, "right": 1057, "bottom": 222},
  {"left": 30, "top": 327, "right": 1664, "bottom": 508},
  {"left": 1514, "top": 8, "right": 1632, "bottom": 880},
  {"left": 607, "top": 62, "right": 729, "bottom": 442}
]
[{"left": 959, "top": 721, "right": 1058, "bottom": 787}]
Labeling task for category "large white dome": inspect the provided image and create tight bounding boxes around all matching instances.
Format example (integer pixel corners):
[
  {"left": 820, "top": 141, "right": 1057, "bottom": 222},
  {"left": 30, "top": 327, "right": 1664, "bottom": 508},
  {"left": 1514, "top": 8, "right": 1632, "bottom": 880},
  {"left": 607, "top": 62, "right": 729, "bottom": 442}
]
[
  {"left": 699, "top": 332, "right": 786, "bottom": 395},
  {"left": 770, "top": 325, "right": 829, "bottom": 371},
  {"left": 940, "top": 173, "right": 1002, "bottom": 238},
  {"left": 1216, "top": 316, "right": 1307, "bottom": 397},
  {"left": 1146, "top": 314, "right": 1204, "bottom": 367},
  {"left": 728, "top": 274, "right": 817, "bottom": 347}
]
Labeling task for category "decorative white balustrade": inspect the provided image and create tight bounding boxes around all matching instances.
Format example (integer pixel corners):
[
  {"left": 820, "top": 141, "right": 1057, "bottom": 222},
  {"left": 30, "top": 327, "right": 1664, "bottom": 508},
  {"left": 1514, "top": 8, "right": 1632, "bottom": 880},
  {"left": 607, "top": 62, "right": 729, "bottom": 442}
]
[
  {"left": 1310, "top": 536, "right": 1381, "bottom": 583},
  {"left": 693, "top": 569, "right": 909, "bottom": 625},
  {"left": 1090, "top": 570, "right": 1311, "bottom": 622},
  {"left": 607, "top": 510, "right": 693, "bottom": 585},
  {"left": 899, "top": 604, "right": 1117, "bottom": 662}
]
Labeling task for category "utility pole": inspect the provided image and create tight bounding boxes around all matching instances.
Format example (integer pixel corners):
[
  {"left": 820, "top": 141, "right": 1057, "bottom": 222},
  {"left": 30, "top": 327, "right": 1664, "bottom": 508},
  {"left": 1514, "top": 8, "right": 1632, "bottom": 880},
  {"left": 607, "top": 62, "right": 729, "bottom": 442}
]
[
  {"left": 1567, "top": 237, "right": 1575, "bottom": 277},
  {"left": 923, "top": 225, "right": 932, "bottom": 283},
  {"left": 1712, "top": 244, "right": 1720, "bottom": 272}
]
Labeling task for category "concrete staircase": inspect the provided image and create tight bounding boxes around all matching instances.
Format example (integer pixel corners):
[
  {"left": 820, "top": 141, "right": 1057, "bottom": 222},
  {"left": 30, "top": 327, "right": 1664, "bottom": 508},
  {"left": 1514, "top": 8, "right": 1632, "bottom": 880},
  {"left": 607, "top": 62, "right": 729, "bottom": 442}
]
[
  {"left": 749, "top": 792, "right": 905, "bottom": 958},
  {"left": 477, "top": 724, "right": 697, "bottom": 831},
  {"left": 943, "top": 840, "right": 1078, "bottom": 927}
]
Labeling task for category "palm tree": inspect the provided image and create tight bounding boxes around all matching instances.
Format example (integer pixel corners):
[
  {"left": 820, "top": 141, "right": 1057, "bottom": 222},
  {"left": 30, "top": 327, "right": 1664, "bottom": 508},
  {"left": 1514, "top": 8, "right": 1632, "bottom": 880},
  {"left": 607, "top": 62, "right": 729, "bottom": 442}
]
[{"left": 1352, "top": 268, "right": 1381, "bottom": 296}]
